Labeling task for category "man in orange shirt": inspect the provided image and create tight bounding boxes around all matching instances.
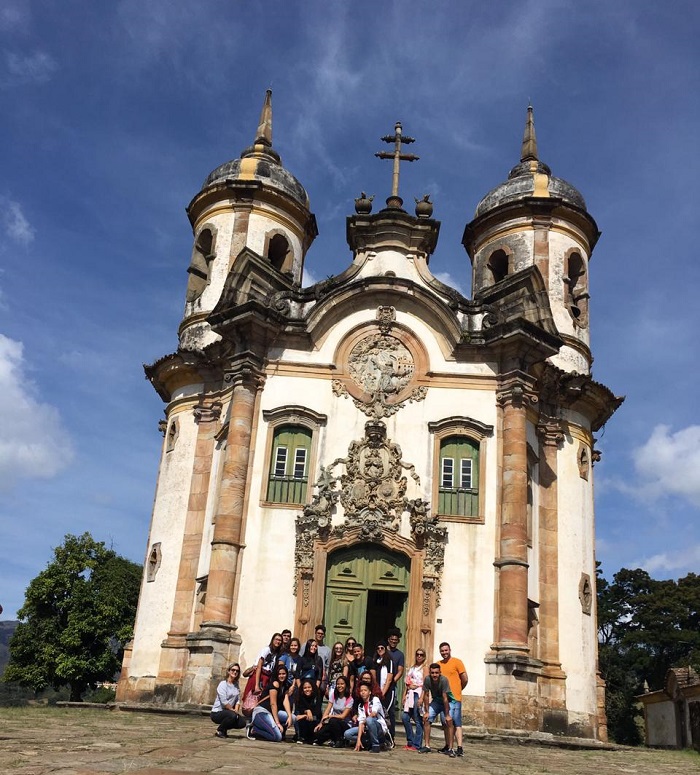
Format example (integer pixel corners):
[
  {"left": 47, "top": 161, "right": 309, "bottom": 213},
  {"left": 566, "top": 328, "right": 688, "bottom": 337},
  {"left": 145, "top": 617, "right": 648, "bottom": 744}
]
[{"left": 438, "top": 642, "right": 468, "bottom": 757}]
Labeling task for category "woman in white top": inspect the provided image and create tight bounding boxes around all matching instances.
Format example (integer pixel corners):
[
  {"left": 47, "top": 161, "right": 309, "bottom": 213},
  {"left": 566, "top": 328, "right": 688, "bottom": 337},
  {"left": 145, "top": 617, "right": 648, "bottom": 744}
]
[
  {"left": 401, "top": 647, "right": 428, "bottom": 749},
  {"left": 211, "top": 663, "right": 246, "bottom": 738}
]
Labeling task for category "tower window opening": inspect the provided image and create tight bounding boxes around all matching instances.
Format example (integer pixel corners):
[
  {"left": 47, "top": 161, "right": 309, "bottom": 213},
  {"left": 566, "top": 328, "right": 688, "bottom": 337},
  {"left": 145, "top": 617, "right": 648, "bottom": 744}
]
[
  {"left": 186, "top": 227, "right": 216, "bottom": 302},
  {"left": 565, "top": 252, "right": 589, "bottom": 326},
  {"left": 488, "top": 249, "right": 509, "bottom": 284},
  {"left": 267, "top": 233, "right": 291, "bottom": 272}
]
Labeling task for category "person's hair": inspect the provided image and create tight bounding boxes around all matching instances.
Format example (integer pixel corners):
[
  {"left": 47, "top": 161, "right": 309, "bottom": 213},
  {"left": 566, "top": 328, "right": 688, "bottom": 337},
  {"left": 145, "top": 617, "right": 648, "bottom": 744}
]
[
  {"left": 387, "top": 627, "right": 401, "bottom": 638},
  {"left": 439, "top": 641, "right": 450, "bottom": 649},
  {"left": 272, "top": 662, "right": 288, "bottom": 683},
  {"left": 375, "top": 640, "right": 391, "bottom": 666},
  {"left": 314, "top": 624, "right": 326, "bottom": 634},
  {"left": 289, "top": 637, "right": 301, "bottom": 651},
  {"left": 429, "top": 662, "right": 441, "bottom": 671},
  {"left": 332, "top": 641, "right": 344, "bottom": 654},
  {"left": 334, "top": 675, "right": 350, "bottom": 698},
  {"left": 358, "top": 682, "right": 371, "bottom": 695},
  {"left": 281, "top": 629, "right": 292, "bottom": 636},
  {"left": 353, "top": 642, "right": 363, "bottom": 651},
  {"left": 344, "top": 637, "right": 357, "bottom": 650},
  {"left": 300, "top": 678, "right": 317, "bottom": 697},
  {"left": 305, "top": 638, "right": 318, "bottom": 652},
  {"left": 269, "top": 632, "right": 283, "bottom": 652},
  {"left": 227, "top": 662, "right": 241, "bottom": 680}
]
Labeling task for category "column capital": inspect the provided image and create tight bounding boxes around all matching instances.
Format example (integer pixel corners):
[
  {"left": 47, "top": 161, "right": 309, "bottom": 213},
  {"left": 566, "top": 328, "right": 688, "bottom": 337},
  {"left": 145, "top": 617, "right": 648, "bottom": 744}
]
[
  {"left": 223, "top": 356, "right": 266, "bottom": 391},
  {"left": 536, "top": 415, "right": 565, "bottom": 447},
  {"left": 496, "top": 371, "right": 538, "bottom": 409},
  {"left": 193, "top": 400, "right": 222, "bottom": 424}
]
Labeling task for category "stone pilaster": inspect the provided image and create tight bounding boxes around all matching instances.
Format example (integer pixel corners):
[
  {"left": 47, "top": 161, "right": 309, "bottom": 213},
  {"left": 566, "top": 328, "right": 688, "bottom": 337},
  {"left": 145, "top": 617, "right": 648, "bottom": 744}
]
[
  {"left": 181, "top": 359, "right": 263, "bottom": 704},
  {"left": 155, "top": 400, "right": 222, "bottom": 701},
  {"left": 533, "top": 215, "right": 551, "bottom": 291},
  {"left": 492, "top": 373, "right": 536, "bottom": 654},
  {"left": 485, "top": 372, "right": 542, "bottom": 733},
  {"left": 536, "top": 416, "right": 568, "bottom": 731}
]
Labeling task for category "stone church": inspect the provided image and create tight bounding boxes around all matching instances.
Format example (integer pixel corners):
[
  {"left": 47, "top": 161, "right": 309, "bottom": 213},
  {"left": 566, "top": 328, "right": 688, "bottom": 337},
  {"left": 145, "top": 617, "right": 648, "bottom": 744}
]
[{"left": 117, "top": 92, "right": 622, "bottom": 740}]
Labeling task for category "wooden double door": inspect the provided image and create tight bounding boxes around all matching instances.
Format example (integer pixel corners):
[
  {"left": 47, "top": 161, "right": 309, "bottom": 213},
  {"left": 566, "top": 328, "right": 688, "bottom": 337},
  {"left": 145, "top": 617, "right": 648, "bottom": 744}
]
[{"left": 324, "top": 544, "right": 409, "bottom": 652}]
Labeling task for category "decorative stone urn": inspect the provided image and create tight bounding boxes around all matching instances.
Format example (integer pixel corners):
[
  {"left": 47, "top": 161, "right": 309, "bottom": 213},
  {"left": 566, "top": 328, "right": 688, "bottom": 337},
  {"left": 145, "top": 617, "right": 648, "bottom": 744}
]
[
  {"left": 415, "top": 194, "right": 433, "bottom": 218},
  {"left": 354, "top": 192, "right": 374, "bottom": 214}
]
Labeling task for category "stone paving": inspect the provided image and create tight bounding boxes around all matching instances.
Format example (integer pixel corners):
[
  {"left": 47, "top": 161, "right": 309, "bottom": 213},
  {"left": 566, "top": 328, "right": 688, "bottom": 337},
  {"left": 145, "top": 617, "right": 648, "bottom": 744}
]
[{"left": 0, "top": 707, "right": 698, "bottom": 774}]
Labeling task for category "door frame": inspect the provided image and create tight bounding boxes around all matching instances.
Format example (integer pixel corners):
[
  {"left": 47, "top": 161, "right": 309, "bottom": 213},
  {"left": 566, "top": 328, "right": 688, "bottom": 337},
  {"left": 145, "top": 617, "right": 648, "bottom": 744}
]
[{"left": 295, "top": 526, "right": 438, "bottom": 668}]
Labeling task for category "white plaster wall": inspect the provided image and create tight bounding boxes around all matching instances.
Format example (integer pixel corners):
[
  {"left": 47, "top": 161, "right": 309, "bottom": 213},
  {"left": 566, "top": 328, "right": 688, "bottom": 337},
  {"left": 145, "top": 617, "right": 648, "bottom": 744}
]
[
  {"left": 646, "top": 700, "right": 678, "bottom": 746},
  {"left": 129, "top": 405, "right": 199, "bottom": 674},
  {"left": 247, "top": 210, "right": 304, "bottom": 271},
  {"left": 183, "top": 211, "right": 235, "bottom": 314},
  {"left": 233, "top": 364, "right": 500, "bottom": 688},
  {"left": 354, "top": 248, "right": 424, "bottom": 284},
  {"left": 547, "top": 230, "right": 591, "bottom": 354},
  {"left": 556, "top": 436, "right": 598, "bottom": 717}
]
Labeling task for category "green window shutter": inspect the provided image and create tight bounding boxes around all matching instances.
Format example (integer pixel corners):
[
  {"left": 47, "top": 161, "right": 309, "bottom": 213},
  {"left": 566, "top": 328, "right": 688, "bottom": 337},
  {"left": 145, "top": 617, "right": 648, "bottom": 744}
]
[
  {"left": 267, "top": 425, "right": 312, "bottom": 504},
  {"left": 438, "top": 436, "right": 479, "bottom": 516}
]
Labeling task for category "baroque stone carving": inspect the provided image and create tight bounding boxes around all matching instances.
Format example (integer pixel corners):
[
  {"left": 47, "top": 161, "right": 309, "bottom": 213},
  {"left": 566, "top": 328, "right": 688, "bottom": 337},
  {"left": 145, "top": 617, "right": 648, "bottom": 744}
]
[
  {"left": 295, "top": 421, "right": 446, "bottom": 602},
  {"left": 579, "top": 573, "right": 593, "bottom": 615},
  {"left": 335, "top": 324, "right": 428, "bottom": 418}
]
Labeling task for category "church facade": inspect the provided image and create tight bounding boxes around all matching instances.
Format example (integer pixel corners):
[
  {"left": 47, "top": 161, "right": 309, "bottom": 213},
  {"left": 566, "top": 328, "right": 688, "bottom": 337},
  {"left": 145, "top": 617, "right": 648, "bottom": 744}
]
[{"left": 117, "top": 93, "right": 622, "bottom": 740}]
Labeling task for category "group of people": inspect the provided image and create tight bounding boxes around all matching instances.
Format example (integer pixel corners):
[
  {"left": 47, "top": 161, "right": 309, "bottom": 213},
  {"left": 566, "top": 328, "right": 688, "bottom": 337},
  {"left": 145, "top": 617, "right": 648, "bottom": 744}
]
[{"left": 210, "top": 624, "right": 469, "bottom": 757}]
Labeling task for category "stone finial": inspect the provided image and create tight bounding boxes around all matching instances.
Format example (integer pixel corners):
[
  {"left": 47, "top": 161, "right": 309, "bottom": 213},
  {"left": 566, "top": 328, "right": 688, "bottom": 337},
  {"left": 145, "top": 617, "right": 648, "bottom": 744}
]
[
  {"left": 354, "top": 192, "right": 374, "bottom": 214},
  {"left": 520, "top": 104, "right": 539, "bottom": 162},
  {"left": 414, "top": 194, "right": 433, "bottom": 218},
  {"left": 255, "top": 89, "right": 273, "bottom": 147}
]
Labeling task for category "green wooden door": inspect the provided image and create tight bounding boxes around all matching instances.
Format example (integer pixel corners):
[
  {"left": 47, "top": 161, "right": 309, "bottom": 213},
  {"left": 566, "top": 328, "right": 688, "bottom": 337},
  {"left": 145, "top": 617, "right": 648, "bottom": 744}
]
[{"left": 324, "top": 544, "right": 410, "bottom": 648}]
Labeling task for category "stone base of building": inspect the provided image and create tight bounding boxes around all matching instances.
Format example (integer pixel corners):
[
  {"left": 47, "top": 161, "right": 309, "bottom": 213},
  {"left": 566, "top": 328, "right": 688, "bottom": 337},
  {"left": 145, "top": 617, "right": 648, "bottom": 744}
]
[
  {"left": 116, "top": 623, "right": 242, "bottom": 707},
  {"left": 482, "top": 651, "right": 598, "bottom": 740}
]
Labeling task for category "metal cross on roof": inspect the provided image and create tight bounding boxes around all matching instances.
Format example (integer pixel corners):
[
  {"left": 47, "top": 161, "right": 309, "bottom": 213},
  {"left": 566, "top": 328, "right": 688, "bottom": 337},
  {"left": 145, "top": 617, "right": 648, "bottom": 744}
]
[{"left": 375, "top": 121, "right": 419, "bottom": 209}]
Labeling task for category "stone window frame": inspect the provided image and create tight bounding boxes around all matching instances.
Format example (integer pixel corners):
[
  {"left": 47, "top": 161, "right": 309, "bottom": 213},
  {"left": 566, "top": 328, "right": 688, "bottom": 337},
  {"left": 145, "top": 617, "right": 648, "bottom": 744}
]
[
  {"left": 165, "top": 417, "right": 179, "bottom": 453},
  {"left": 564, "top": 247, "right": 589, "bottom": 328},
  {"left": 260, "top": 405, "right": 327, "bottom": 509},
  {"left": 428, "top": 416, "right": 494, "bottom": 524},
  {"left": 487, "top": 246, "right": 511, "bottom": 285}
]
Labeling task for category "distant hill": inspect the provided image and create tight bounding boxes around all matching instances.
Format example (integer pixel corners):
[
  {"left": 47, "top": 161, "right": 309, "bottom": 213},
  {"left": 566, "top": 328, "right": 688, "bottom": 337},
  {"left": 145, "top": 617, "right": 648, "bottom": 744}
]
[{"left": 0, "top": 621, "right": 18, "bottom": 676}]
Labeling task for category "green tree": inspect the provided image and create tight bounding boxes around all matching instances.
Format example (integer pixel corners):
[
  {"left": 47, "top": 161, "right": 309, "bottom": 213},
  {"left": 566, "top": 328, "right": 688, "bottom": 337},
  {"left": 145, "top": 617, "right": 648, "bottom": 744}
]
[
  {"left": 4, "top": 533, "right": 141, "bottom": 701},
  {"left": 597, "top": 564, "right": 700, "bottom": 745}
]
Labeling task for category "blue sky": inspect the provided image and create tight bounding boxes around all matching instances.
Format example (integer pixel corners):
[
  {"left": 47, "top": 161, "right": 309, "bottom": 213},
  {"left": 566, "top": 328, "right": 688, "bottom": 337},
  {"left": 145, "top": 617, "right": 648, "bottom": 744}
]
[{"left": 1, "top": 0, "right": 699, "bottom": 620}]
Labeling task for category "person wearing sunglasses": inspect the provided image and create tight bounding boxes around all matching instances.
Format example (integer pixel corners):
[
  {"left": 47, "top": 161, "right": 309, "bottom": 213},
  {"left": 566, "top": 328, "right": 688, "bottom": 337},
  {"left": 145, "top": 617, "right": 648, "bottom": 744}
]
[
  {"left": 211, "top": 663, "right": 246, "bottom": 738},
  {"left": 401, "top": 648, "right": 428, "bottom": 750}
]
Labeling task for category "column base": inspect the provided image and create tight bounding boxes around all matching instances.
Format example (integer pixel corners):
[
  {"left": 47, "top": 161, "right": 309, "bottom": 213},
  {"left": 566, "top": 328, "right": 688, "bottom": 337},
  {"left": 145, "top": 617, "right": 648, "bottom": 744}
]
[{"left": 179, "top": 622, "right": 242, "bottom": 705}]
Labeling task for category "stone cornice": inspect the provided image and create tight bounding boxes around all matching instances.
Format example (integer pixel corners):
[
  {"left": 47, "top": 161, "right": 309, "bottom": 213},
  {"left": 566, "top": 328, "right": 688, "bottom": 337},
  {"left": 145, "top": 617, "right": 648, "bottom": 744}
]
[{"left": 496, "top": 371, "right": 539, "bottom": 409}]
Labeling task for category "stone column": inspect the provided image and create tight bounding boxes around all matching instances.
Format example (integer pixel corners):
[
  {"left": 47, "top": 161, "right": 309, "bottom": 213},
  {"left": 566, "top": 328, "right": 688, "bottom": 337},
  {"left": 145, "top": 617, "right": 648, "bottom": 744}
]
[
  {"left": 536, "top": 417, "right": 565, "bottom": 673},
  {"left": 493, "top": 374, "right": 535, "bottom": 654},
  {"left": 181, "top": 359, "right": 263, "bottom": 704},
  {"left": 202, "top": 363, "right": 263, "bottom": 625},
  {"left": 532, "top": 215, "right": 551, "bottom": 291}
]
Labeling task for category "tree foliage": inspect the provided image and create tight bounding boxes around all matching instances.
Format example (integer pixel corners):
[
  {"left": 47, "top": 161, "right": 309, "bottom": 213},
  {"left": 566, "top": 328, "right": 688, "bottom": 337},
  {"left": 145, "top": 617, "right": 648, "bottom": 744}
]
[
  {"left": 4, "top": 533, "right": 142, "bottom": 701},
  {"left": 597, "top": 563, "right": 700, "bottom": 745}
]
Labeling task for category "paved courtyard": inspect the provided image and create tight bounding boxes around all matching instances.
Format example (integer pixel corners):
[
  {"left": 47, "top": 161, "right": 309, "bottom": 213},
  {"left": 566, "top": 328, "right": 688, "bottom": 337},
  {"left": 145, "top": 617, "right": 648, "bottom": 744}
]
[{"left": 0, "top": 707, "right": 698, "bottom": 774}]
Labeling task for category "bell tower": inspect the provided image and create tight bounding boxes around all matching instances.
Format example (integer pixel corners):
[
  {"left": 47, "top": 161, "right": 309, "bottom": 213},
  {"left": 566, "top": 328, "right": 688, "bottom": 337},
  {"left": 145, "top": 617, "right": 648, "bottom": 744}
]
[
  {"left": 179, "top": 90, "right": 317, "bottom": 353},
  {"left": 463, "top": 106, "right": 600, "bottom": 376}
]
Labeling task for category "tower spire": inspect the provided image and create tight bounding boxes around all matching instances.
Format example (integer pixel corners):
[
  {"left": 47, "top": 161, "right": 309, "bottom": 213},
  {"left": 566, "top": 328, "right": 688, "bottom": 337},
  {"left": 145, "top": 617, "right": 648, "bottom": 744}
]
[
  {"left": 520, "top": 104, "right": 538, "bottom": 163},
  {"left": 255, "top": 89, "right": 273, "bottom": 147}
]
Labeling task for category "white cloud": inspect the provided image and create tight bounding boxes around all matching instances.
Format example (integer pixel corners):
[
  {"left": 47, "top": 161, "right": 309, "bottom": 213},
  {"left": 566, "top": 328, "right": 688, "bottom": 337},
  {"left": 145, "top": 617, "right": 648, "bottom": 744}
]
[
  {"left": 0, "top": 1, "right": 29, "bottom": 32},
  {"left": 634, "top": 543, "right": 700, "bottom": 576},
  {"left": 302, "top": 267, "right": 318, "bottom": 287},
  {"left": 0, "top": 198, "right": 34, "bottom": 245},
  {"left": 434, "top": 271, "right": 467, "bottom": 297},
  {"left": 633, "top": 424, "right": 700, "bottom": 507},
  {"left": 2, "top": 50, "right": 57, "bottom": 86},
  {"left": 0, "top": 334, "right": 74, "bottom": 490}
]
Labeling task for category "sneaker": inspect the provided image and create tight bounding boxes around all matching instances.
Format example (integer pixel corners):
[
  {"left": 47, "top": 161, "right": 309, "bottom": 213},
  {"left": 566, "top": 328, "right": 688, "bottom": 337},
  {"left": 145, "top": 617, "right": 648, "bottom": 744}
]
[
  {"left": 403, "top": 744, "right": 416, "bottom": 750},
  {"left": 448, "top": 749, "right": 457, "bottom": 758},
  {"left": 215, "top": 730, "right": 227, "bottom": 738},
  {"left": 246, "top": 725, "right": 256, "bottom": 740},
  {"left": 439, "top": 744, "right": 449, "bottom": 754},
  {"left": 456, "top": 746, "right": 464, "bottom": 757},
  {"left": 418, "top": 746, "right": 431, "bottom": 753}
]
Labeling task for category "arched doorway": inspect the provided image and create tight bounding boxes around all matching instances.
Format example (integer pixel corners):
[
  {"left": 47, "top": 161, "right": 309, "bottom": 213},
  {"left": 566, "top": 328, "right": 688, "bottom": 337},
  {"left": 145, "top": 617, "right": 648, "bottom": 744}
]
[{"left": 324, "top": 544, "right": 410, "bottom": 649}]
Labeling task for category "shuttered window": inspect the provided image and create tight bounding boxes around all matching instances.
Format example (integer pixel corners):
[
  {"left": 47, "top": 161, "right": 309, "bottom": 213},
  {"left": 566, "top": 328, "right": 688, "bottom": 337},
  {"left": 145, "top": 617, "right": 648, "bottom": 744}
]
[
  {"left": 266, "top": 425, "right": 311, "bottom": 504},
  {"left": 438, "top": 436, "right": 479, "bottom": 516}
]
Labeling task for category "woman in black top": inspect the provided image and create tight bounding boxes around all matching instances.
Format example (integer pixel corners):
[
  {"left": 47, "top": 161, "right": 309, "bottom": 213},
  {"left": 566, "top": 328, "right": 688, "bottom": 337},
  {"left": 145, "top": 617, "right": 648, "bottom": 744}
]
[
  {"left": 292, "top": 679, "right": 321, "bottom": 744},
  {"left": 250, "top": 662, "right": 292, "bottom": 742},
  {"left": 299, "top": 638, "right": 323, "bottom": 690}
]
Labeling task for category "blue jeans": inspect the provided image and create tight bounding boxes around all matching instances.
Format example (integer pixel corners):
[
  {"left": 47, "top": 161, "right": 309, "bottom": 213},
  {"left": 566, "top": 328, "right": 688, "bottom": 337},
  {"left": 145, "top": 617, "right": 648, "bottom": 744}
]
[
  {"left": 344, "top": 718, "right": 385, "bottom": 749},
  {"left": 401, "top": 701, "right": 423, "bottom": 748},
  {"left": 251, "top": 707, "right": 288, "bottom": 741}
]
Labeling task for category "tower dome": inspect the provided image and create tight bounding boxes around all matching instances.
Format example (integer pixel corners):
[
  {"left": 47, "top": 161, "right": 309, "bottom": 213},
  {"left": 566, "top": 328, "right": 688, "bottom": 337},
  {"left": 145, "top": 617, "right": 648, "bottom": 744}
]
[
  {"left": 474, "top": 106, "right": 587, "bottom": 218},
  {"left": 200, "top": 92, "right": 309, "bottom": 210}
]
